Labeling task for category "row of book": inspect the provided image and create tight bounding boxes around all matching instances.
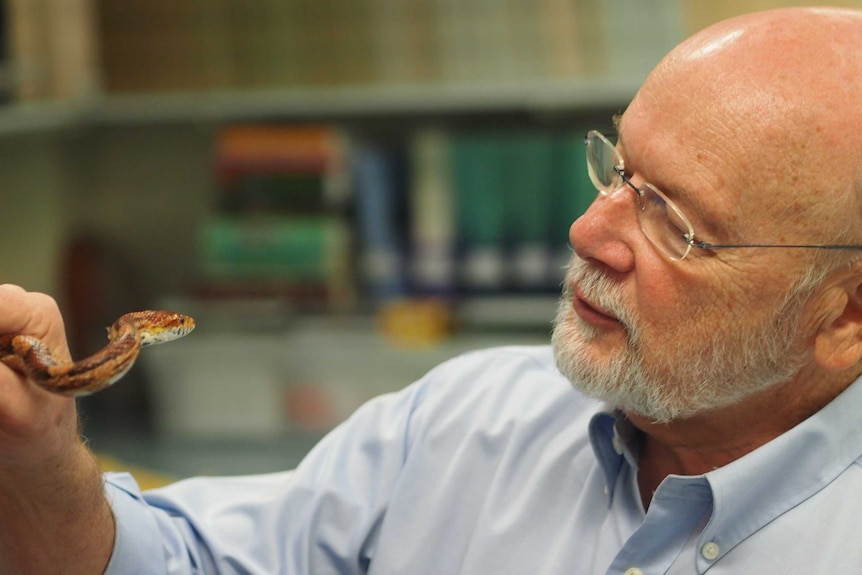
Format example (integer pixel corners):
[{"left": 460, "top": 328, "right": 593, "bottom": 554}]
[
  {"left": 5, "top": 1, "right": 842, "bottom": 102},
  {"left": 94, "top": 0, "right": 684, "bottom": 94},
  {"left": 353, "top": 128, "right": 594, "bottom": 304},
  {"left": 194, "top": 124, "right": 600, "bottom": 309},
  {"left": 94, "top": 0, "right": 683, "bottom": 93}
]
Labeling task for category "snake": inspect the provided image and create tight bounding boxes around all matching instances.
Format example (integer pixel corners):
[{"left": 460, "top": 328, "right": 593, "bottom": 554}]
[{"left": 0, "top": 311, "right": 195, "bottom": 397}]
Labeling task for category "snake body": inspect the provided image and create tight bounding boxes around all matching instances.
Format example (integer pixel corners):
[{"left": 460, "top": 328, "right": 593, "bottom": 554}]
[{"left": 0, "top": 311, "right": 195, "bottom": 397}]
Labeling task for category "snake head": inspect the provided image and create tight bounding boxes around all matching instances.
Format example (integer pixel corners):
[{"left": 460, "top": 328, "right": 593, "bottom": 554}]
[
  {"left": 136, "top": 312, "right": 196, "bottom": 347},
  {"left": 108, "top": 311, "right": 196, "bottom": 348}
]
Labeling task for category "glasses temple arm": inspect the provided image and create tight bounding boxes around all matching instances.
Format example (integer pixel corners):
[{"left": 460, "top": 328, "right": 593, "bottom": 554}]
[{"left": 688, "top": 239, "right": 862, "bottom": 251}]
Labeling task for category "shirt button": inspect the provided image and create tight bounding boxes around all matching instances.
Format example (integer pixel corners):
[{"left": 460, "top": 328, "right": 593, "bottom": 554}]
[
  {"left": 624, "top": 568, "right": 643, "bottom": 575},
  {"left": 701, "top": 541, "right": 720, "bottom": 561}
]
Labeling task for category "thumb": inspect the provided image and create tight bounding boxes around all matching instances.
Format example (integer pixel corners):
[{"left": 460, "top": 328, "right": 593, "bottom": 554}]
[{"left": 0, "top": 284, "right": 71, "bottom": 363}]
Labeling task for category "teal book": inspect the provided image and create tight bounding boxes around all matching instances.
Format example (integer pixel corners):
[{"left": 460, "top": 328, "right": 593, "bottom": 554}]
[
  {"left": 502, "top": 131, "right": 556, "bottom": 291},
  {"left": 196, "top": 215, "right": 348, "bottom": 284},
  {"left": 451, "top": 132, "right": 506, "bottom": 293}
]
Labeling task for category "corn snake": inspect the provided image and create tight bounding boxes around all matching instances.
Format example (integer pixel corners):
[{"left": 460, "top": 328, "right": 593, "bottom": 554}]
[{"left": 0, "top": 311, "right": 195, "bottom": 396}]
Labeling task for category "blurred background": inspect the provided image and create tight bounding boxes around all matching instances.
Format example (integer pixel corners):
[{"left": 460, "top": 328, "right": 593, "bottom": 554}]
[{"left": 0, "top": 0, "right": 855, "bottom": 484}]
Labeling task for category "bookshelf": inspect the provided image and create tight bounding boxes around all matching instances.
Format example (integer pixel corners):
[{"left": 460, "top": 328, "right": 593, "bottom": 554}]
[
  {"left": 3, "top": 0, "right": 841, "bottom": 440},
  {"left": 10, "top": 1, "right": 823, "bottom": 314},
  {"left": 3, "top": 0, "right": 681, "bottom": 131},
  {"left": 0, "top": 1, "right": 678, "bottom": 334},
  {"left": 6, "top": 1, "right": 857, "bottom": 132}
]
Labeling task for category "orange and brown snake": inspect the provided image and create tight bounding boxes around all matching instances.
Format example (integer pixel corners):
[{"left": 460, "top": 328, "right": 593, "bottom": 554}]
[{"left": 0, "top": 311, "right": 195, "bottom": 397}]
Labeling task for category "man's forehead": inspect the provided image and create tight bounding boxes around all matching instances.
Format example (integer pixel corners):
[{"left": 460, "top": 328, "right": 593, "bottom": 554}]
[
  {"left": 615, "top": 102, "right": 841, "bottom": 247},
  {"left": 613, "top": 118, "right": 733, "bottom": 238}
]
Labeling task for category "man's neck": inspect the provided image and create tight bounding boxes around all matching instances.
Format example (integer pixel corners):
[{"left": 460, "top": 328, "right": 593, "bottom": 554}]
[{"left": 625, "top": 368, "right": 856, "bottom": 509}]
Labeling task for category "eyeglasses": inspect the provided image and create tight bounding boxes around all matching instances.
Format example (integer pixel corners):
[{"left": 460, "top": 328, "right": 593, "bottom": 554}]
[{"left": 584, "top": 130, "right": 862, "bottom": 261}]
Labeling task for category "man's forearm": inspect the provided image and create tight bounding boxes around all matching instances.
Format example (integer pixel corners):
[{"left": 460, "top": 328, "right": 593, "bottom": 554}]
[
  {"left": 0, "top": 286, "right": 115, "bottom": 574},
  {"left": 0, "top": 440, "right": 115, "bottom": 575}
]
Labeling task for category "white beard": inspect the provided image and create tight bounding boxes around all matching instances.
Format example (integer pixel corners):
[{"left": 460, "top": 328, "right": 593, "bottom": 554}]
[{"left": 551, "top": 256, "right": 812, "bottom": 422}]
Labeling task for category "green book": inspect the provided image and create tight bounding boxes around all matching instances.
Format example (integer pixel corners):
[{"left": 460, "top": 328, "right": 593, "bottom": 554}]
[
  {"left": 502, "top": 131, "right": 556, "bottom": 290},
  {"left": 452, "top": 133, "right": 506, "bottom": 292},
  {"left": 196, "top": 215, "right": 347, "bottom": 283}
]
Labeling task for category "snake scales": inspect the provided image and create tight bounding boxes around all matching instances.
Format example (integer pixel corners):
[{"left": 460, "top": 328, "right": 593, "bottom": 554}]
[{"left": 0, "top": 311, "right": 195, "bottom": 397}]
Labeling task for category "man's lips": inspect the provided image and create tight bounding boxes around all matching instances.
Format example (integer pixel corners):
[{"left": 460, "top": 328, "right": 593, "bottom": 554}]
[{"left": 572, "top": 290, "right": 621, "bottom": 327}]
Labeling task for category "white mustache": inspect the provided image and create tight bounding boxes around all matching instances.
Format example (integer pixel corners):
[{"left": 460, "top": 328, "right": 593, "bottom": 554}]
[{"left": 565, "top": 258, "right": 637, "bottom": 331}]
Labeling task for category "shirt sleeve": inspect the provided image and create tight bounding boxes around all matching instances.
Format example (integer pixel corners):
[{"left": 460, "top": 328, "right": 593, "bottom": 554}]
[{"left": 103, "top": 377, "right": 425, "bottom": 575}]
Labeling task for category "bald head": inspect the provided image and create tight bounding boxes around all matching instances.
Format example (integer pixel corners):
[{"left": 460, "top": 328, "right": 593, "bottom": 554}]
[
  {"left": 620, "top": 7, "right": 862, "bottom": 246},
  {"left": 670, "top": 8, "right": 862, "bottom": 82},
  {"left": 663, "top": 7, "right": 862, "bottom": 127}
]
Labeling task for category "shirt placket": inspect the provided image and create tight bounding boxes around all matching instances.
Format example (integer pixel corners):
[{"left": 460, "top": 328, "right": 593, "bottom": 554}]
[{"left": 605, "top": 476, "right": 713, "bottom": 575}]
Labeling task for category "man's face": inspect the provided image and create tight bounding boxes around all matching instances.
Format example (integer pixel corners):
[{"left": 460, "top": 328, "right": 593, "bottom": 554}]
[
  {"left": 552, "top": 253, "right": 817, "bottom": 422},
  {"left": 551, "top": 73, "right": 824, "bottom": 422}
]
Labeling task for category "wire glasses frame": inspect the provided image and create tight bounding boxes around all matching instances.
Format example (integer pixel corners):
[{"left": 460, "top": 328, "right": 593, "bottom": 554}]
[{"left": 584, "top": 130, "right": 862, "bottom": 261}]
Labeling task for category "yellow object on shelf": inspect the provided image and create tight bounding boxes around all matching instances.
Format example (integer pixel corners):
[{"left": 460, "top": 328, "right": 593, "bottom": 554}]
[{"left": 377, "top": 299, "right": 452, "bottom": 347}]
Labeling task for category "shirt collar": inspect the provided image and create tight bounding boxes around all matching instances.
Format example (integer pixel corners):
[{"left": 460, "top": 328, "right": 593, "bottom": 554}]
[
  {"left": 587, "top": 374, "right": 862, "bottom": 560},
  {"left": 588, "top": 405, "right": 639, "bottom": 503},
  {"left": 703, "top": 373, "right": 862, "bottom": 556}
]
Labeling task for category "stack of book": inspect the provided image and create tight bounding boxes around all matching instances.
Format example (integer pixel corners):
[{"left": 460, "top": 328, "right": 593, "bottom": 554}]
[{"left": 195, "top": 124, "right": 353, "bottom": 308}]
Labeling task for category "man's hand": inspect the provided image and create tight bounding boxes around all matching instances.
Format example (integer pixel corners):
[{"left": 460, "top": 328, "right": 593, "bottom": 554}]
[{"left": 0, "top": 284, "right": 115, "bottom": 574}]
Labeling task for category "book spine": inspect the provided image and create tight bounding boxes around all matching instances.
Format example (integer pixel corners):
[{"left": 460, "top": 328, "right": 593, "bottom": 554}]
[
  {"left": 352, "top": 143, "right": 408, "bottom": 302},
  {"left": 502, "top": 131, "right": 557, "bottom": 291},
  {"left": 452, "top": 132, "right": 506, "bottom": 293},
  {"left": 409, "top": 128, "right": 456, "bottom": 297},
  {"left": 45, "top": 0, "right": 100, "bottom": 99},
  {"left": 8, "top": 0, "right": 50, "bottom": 99}
]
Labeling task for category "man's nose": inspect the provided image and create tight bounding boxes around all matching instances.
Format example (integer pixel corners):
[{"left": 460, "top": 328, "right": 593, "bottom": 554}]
[{"left": 568, "top": 186, "right": 639, "bottom": 273}]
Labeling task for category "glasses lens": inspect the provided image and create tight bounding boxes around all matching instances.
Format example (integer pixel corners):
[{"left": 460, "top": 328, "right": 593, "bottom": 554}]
[
  {"left": 638, "top": 183, "right": 693, "bottom": 260},
  {"left": 585, "top": 131, "right": 621, "bottom": 193}
]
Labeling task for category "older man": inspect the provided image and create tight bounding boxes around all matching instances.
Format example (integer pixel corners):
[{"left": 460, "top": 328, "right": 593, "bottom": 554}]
[{"left": 2, "top": 6, "right": 862, "bottom": 574}]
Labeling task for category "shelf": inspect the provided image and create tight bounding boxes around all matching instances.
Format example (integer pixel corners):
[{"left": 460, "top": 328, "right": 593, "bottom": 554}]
[
  {"left": 0, "top": 77, "right": 639, "bottom": 137},
  {"left": 456, "top": 295, "right": 560, "bottom": 330},
  {"left": 92, "top": 78, "right": 639, "bottom": 124},
  {"left": 0, "top": 100, "right": 85, "bottom": 137}
]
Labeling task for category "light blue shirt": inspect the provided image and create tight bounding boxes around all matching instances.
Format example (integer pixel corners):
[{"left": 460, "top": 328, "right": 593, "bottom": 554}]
[{"left": 103, "top": 346, "right": 862, "bottom": 574}]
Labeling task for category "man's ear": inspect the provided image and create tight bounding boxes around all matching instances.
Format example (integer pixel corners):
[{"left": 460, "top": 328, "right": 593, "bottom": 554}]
[{"left": 814, "top": 265, "right": 862, "bottom": 371}]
